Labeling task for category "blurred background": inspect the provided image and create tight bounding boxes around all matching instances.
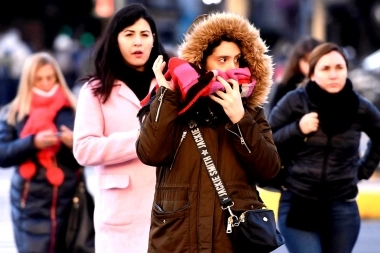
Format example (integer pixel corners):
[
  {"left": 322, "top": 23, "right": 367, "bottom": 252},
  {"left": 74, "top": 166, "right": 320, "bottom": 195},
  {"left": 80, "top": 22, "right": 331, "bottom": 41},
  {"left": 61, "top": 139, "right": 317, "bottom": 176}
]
[
  {"left": 1, "top": 0, "right": 380, "bottom": 108},
  {"left": 0, "top": 1, "right": 380, "bottom": 252}
]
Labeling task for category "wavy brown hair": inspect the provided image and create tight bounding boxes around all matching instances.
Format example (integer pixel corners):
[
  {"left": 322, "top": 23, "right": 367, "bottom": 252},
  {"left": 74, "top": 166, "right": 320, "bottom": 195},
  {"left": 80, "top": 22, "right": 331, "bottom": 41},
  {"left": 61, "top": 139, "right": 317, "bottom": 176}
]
[{"left": 308, "top": 42, "right": 348, "bottom": 78}]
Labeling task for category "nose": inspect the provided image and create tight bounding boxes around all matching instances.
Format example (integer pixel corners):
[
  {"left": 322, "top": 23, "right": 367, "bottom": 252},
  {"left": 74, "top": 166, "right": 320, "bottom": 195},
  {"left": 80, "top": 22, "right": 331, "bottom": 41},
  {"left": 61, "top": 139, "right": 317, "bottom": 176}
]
[
  {"left": 329, "top": 70, "right": 338, "bottom": 79},
  {"left": 41, "top": 79, "right": 50, "bottom": 87},
  {"left": 226, "top": 60, "right": 238, "bottom": 70},
  {"left": 133, "top": 35, "right": 142, "bottom": 46}
]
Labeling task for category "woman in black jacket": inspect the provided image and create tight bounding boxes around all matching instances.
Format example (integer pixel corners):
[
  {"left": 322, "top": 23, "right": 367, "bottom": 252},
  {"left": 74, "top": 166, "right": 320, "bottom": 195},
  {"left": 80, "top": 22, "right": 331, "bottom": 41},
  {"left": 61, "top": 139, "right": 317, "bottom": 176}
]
[
  {"left": 269, "top": 42, "right": 380, "bottom": 253},
  {"left": 0, "top": 52, "right": 92, "bottom": 253}
]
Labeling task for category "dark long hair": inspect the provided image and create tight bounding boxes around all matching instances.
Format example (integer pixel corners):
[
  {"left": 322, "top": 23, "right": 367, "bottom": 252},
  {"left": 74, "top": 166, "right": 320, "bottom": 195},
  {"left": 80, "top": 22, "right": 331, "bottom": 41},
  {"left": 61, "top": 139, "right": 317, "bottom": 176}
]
[
  {"left": 280, "top": 36, "right": 322, "bottom": 84},
  {"left": 84, "top": 3, "right": 168, "bottom": 103}
]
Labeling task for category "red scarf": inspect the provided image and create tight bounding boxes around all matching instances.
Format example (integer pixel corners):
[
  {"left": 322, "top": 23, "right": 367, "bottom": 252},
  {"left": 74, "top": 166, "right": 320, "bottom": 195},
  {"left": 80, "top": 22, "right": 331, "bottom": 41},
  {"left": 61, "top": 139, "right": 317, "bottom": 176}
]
[
  {"left": 141, "top": 57, "right": 256, "bottom": 115},
  {"left": 19, "top": 86, "right": 71, "bottom": 186}
]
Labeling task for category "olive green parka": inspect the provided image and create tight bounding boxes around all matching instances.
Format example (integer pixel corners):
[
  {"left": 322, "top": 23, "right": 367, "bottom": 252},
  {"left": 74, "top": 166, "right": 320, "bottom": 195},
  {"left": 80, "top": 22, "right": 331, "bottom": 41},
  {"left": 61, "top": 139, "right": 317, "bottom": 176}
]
[{"left": 136, "top": 12, "right": 280, "bottom": 253}]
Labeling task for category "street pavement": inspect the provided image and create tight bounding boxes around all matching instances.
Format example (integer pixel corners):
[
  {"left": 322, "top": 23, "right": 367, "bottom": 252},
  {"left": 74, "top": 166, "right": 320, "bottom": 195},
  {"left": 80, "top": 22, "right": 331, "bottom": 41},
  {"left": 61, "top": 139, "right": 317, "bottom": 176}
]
[{"left": 0, "top": 168, "right": 379, "bottom": 253}]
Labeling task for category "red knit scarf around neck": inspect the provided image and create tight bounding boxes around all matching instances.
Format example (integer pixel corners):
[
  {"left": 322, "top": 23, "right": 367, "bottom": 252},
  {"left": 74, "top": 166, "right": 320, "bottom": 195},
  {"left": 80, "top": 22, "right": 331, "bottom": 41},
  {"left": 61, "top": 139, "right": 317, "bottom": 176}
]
[
  {"left": 140, "top": 57, "right": 256, "bottom": 115},
  {"left": 19, "top": 86, "right": 71, "bottom": 186}
]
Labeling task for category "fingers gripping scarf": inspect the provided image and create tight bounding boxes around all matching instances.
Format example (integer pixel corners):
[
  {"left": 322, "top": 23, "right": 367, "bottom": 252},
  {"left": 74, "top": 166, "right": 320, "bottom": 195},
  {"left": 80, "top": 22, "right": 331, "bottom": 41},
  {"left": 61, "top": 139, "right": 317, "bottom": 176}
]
[
  {"left": 19, "top": 86, "right": 71, "bottom": 186},
  {"left": 141, "top": 57, "right": 256, "bottom": 115}
]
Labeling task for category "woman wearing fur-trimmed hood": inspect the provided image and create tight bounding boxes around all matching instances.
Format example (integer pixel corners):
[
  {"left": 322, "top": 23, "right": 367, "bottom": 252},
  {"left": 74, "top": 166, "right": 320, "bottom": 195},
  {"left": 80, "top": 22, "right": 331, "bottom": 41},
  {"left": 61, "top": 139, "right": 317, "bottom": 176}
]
[{"left": 137, "top": 12, "right": 281, "bottom": 252}]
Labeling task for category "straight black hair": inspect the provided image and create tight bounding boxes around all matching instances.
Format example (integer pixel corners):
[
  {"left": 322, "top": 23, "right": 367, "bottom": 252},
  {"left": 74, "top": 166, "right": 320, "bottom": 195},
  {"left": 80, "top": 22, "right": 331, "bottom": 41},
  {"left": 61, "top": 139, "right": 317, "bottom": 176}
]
[{"left": 83, "top": 3, "right": 168, "bottom": 103}]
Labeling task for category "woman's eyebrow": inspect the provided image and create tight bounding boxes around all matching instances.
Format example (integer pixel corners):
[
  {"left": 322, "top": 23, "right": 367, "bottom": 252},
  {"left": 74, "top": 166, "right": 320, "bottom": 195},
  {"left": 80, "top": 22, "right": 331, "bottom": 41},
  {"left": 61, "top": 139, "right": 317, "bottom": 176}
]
[
  {"left": 215, "top": 53, "right": 241, "bottom": 58},
  {"left": 122, "top": 29, "right": 151, "bottom": 33}
]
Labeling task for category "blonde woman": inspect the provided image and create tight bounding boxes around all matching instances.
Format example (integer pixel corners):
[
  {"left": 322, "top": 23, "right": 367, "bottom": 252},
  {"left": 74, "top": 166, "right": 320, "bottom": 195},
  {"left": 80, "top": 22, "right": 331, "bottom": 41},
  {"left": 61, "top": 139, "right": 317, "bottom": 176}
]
[{"left": 0, "top": 52, "right": 93, "bottom": 253}]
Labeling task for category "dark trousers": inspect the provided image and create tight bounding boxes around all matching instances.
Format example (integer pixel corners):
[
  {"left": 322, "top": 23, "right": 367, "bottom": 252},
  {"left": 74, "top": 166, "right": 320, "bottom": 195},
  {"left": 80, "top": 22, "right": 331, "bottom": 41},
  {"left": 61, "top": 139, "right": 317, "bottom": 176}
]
[{"left": 278, "top": 190, "right": 360, "bottom": 253}]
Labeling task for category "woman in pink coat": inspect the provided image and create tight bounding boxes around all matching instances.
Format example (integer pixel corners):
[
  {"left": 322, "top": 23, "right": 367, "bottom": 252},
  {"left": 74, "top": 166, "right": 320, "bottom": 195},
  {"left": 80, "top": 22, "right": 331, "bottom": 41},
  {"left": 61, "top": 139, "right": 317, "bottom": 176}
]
[{"left": 73, "top": 4, "right": 169, "bottom": 252}]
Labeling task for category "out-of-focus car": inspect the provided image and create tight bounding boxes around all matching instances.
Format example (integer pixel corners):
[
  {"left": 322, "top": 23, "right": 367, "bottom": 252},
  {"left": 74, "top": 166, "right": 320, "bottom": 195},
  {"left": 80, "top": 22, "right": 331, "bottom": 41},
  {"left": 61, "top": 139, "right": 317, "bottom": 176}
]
[
  {"left": 349, "top": 49, "right": 380, "bottom": 110},
  {"left": 349, "top": 50, "right": 380, "bottom": 169}
]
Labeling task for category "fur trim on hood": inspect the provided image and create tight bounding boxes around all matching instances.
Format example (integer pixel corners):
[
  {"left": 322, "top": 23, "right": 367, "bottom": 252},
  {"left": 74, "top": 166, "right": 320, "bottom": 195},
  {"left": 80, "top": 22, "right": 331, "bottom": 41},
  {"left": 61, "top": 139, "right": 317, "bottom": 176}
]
[{"left": 178, "top": 12, "right": 273, "bottom": 108}]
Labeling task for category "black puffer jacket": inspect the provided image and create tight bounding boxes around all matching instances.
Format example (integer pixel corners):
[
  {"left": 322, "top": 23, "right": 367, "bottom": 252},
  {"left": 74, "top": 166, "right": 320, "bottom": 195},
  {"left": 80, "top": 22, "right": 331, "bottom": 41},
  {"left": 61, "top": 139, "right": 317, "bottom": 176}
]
[
  {"left": 269, "top": 85, "right": 380, "bottom": 200},
  {"left": 0, "top": 106, "right": 81, "bottom": 253}
]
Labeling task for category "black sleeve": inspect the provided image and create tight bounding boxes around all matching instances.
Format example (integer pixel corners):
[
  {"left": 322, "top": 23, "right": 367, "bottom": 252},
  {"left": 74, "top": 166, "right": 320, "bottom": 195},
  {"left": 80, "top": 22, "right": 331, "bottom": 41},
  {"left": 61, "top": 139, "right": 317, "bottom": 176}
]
[{"left": 0, "top": 110, "right": 37, "bottom": 168}]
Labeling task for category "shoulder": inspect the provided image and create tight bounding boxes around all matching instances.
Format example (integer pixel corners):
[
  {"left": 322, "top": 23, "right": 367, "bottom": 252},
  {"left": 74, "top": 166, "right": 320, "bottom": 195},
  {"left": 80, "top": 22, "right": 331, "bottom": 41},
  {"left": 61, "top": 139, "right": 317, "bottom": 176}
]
[
  {"left": 357, "top": 93, "right": 380, "bottom": 115},
  {"left": 277, "top": 87, "right": 304, "bottom": 106},
  {"left": 82, "top": 78, "right": 101, "bottom": 90}
]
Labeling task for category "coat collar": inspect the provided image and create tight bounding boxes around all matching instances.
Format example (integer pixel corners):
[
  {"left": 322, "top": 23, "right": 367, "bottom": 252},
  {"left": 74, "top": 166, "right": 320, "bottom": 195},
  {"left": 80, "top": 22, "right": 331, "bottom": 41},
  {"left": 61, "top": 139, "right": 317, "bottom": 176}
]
[{"left": 115, "top": 79, "right": 157, "bottom": 108}]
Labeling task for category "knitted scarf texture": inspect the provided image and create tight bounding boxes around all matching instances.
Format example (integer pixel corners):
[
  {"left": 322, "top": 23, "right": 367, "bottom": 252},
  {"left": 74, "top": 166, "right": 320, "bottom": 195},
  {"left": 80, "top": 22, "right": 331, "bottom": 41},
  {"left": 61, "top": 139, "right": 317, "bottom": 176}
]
[
  {"left": 305, "top": 79, "right": 359, "bottom": 135},
  {"left": 141, "top": 57, "right": 256, "bottom": 115}
]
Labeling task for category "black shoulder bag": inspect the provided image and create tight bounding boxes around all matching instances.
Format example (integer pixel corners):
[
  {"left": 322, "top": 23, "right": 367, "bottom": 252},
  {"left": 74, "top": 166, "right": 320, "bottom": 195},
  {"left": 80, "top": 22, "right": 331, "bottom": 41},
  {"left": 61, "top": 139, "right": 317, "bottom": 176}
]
[
  {"left": 65, "top": 168, "right": 95, "bottom": 253},
  {"left": 188, "top": 120, "right": 285, "bottom": 253}
]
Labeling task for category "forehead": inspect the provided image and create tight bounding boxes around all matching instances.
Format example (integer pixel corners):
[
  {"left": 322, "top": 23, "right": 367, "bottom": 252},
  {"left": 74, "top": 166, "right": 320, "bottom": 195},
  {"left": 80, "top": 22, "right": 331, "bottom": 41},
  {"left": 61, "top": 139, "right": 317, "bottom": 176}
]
[
  {"left": 316, "top": 51, "right": 346, "bottom": 66},
  {"left": 123, "top": 18, "right": 151, "bottom": 32},
  {"left": 211, "top": 41, "right": 241, "bottom": 56},
  {"left": 36, "top": 63, "right": 55, "bottom": 75}
]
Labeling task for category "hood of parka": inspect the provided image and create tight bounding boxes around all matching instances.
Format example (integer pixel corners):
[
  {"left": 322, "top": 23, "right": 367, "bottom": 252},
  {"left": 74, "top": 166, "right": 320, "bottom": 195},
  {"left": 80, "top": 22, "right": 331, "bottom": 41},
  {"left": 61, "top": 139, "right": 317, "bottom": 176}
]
[{"left": 178, "top": 12, "right": 273, "bottom": 108}]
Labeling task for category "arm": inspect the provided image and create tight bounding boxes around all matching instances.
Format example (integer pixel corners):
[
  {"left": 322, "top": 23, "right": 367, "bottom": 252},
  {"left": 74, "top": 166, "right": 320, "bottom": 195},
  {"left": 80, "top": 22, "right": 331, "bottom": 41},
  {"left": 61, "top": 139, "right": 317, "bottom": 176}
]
[
  {"left": 73, "top": 83, "right": 139, "bottom": 167},
  {"left": 358, "top": 99, "right": 380, "bottom": 180},
  {"left": 136, "top": 86, "right": 182, "bottom": 166},
  {"left": 269, "top": 92, "right": 306, "bottom": 147},
  {"left": 0, "top": 108, "right": 37, "bottom": 167},
  {"left": 226, "top": 107, "right": 280, "bottom": 182}
]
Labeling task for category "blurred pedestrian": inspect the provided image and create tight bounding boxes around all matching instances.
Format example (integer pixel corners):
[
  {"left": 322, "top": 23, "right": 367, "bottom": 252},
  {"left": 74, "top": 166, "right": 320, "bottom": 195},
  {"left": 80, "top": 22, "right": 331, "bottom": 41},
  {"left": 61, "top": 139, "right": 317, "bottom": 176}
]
[
  {"left": 136, "top": 12, "right": 280, "bottom": 252},
  {"left": 269, "top": 36, "right": 322, "bottom": 112},
  {"left": 72, "top": 4, "right": 169, "bottom": 253},
  {"left": 0, "top": 27, "right": 32, "bottom": 107},
  {"left": 269, "top": 42, "right": 380, "bottom": 253},
  {"left": 0, "top": 52, "right": 86, "bottom": 253}
]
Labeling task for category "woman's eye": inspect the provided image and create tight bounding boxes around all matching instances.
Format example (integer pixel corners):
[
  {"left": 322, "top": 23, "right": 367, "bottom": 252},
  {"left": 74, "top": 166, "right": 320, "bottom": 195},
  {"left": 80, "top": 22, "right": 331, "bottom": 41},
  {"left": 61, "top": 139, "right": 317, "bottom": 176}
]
[{"left": 218, "top": 58, "right": 226, "bottom": 63}]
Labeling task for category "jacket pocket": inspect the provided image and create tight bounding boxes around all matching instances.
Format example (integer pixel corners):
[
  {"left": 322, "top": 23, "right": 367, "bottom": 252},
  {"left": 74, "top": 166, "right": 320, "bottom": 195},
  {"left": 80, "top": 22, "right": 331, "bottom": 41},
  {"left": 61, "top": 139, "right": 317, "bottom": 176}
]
[
  {"left": 155, "top": 186, "right": 189, "bottom": 213},
  {"left": 98, "top": 174, "right": 132, "bottom": 226},
  {"left": 150, "top": 201, "right": 190, "bottom": 252},
  {"left": 149, "top": 186, "right": 190, "bottom": 252}
]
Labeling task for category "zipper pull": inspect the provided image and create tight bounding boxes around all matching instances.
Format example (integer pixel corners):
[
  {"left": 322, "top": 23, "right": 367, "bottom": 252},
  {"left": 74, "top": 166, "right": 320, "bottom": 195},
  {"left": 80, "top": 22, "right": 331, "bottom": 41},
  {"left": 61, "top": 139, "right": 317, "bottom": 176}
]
[
  {"left": 226, "top": 216, "right": 233, "bottom": 233},
  {"left": 158, "top": 92, "right": 164, "bottom": 102},
  {"left": 20, "top": 181, "right": 30, "bottom": 209}
]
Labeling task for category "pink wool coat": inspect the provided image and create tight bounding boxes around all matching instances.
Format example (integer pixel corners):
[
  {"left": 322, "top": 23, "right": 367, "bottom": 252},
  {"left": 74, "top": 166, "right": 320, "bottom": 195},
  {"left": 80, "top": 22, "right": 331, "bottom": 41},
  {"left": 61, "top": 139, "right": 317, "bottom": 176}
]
[{"left": 73, "top": 79, "right": 156, "bottom": 253}]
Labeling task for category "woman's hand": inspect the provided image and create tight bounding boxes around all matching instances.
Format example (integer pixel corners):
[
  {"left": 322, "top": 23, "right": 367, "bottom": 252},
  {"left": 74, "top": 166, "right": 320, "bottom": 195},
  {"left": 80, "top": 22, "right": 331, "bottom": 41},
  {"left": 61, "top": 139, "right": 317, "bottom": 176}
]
[
  {"left": 299, "top": 112, "right": 319, "bottom": 134},
  {"left": 59, "top": 125, "right": 73, "bottom": 149},
  {"left": 209, "top": 76, "right": 244, "bottom": 124},
  {"left": 152, "top": 55, "right": 173, "bottom": 90},
  {"left": 33, "top": 130, "right": 59, "bottom": 150}
]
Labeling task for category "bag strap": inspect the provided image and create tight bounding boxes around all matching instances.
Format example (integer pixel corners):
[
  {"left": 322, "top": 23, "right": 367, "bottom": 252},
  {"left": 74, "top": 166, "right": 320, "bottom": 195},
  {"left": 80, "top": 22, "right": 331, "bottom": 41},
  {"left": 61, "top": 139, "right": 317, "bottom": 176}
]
[
  {"left": 188, "top": 120, "right": 233, "bottom": 208},
  {"left": 188, "top": 120, "right": 242, "bottom": 233}
]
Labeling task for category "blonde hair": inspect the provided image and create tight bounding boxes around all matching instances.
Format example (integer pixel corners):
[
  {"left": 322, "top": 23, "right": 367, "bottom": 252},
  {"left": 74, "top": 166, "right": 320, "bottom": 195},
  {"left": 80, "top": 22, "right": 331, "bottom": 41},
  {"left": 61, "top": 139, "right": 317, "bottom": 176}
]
[{"left": 7, "top": 52, "right": 77, "bottom": 125}]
